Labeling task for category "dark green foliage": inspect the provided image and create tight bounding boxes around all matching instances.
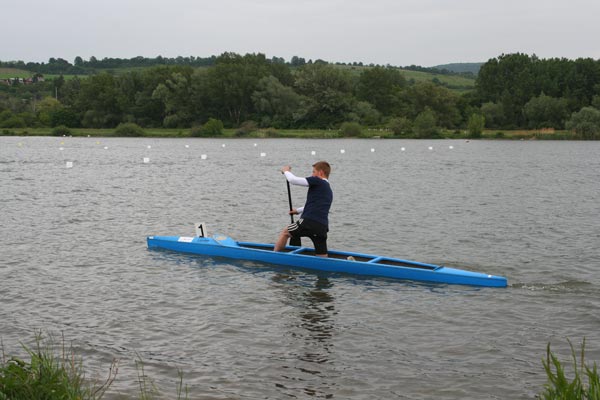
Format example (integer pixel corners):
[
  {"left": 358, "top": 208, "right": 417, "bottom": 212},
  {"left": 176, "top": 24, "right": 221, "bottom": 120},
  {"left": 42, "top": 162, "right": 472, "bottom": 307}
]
[
  {"left": 235, "top": 120, "right": 258, "bottom": 136},
  {"left": 339, "top": 122, "right": 362, "bottom": 137},
  {"left": 467, "top": 114, "right": 485, "bottom": 138},
  {"left": 51, "top": 125, "right": 71, "bottom": 136},
  {"left": 2, "top": 52, "right": 600, "bottom": 136},
  {"left": 191, "top": 118, "right": 224, "bottom": 137},
  {"left": 566, "top": 107, "right": 600, "bottom": 139},
  {"left": 523, "top": 94, "right": 569, "bottom": 129},
  {"left": 413, "top": 109, "right": 440, "bottom": 138},
  {"left": 114, "top": 122, "right": 144, "bottom": 137}
]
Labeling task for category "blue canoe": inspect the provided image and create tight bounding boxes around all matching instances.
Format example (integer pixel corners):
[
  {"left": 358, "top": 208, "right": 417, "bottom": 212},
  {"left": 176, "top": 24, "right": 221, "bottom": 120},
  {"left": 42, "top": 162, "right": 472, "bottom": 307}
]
[{"left": 147, "top": 234, "right": 507, "bottom": 288}]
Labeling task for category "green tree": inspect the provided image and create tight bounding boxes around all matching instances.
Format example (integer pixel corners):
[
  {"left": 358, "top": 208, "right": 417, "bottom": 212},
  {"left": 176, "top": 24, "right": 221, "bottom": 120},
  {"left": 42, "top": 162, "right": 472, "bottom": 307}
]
[
  {"left": 356, "top": 66, "right": 406, "bottom": 115},
  {"left": 523, "top": 94, "right": 569, "bottom": 129},
  {"left": 293, "top": 63, "right": 354, "bottom": 128},
  {"left": 413, "top": 108, "right": 440, "bottom": 138},
  {"left": 480, "top": 102, "right": 505, "bottom": 128},
  {"left": 251, "top": 75, "right": 303, "bottom": 128},
  {"left": 388, "top": 117, "right": 412, "bottom": 137},
  {"left": 403, "top": 82, "right": 461, "bottom": 128},
  {"left": 204, "top": 53, "right": 273, "bottom": 126},
  {"left": 566, "top": 106, "right": 600, "bottom": 139},
  {"left": 467, "top": 114, "right": 485, "bottom": 138},
  {"left": 152, "top": 70, "right": 194, "bottom": 127}
]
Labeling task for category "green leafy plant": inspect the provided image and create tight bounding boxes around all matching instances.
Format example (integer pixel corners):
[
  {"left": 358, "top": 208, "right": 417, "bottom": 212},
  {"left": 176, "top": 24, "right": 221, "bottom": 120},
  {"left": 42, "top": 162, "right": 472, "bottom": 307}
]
[
  {"left": 115, "top": 122, "right": 145, "bottom": 137},
  {"left": 339, "top": 121, "right": 363, "bottom": 137},
  {"left": 540, "top": 339, "right": 599, "bottom": 400},
  {"left": 51, "top": 125, "right": 71, "bottom": 136},
  {"left": 0, "top": 332, "right": 117, "bottom": 399}
]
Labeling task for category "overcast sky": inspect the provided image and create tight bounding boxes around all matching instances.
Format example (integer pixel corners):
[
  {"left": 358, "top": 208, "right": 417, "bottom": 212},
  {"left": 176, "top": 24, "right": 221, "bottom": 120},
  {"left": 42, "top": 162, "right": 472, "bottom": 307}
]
[{"left": 2, "top": 0, "right": 599, "bottom": 67}]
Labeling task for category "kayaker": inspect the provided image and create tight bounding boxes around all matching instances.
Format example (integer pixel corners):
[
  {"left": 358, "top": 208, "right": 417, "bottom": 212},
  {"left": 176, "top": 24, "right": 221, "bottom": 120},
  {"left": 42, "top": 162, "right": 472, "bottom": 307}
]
[{"left": 274, "top": 161, "right": 333, "bottom": 257}]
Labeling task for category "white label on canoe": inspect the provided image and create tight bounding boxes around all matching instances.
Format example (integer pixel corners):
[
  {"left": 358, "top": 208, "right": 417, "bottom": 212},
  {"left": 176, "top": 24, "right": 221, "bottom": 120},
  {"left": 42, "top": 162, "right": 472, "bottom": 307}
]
[{"left": 178, "top": 236, "right": 194, "bottom": 243}]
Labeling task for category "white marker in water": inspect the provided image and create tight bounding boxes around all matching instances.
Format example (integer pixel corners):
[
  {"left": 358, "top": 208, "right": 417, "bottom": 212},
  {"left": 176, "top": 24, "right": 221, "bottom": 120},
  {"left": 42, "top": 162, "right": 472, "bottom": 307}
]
[
  {"left": 104, "top": 146, "right": 108, "bottom": 150},
  {"left": 222, "top": 144, "right": 226, "bottom": 148},
  {"left": 201, "top": 154, "right": 207, "bottom": 160},
  {"left": 147, "top": 145, "right": 151, "bottom": 149},
  {"left": 311, "top": 150, "right": 316, "bottom": 156},
  {"left": 59, "top": 147, "right": 64, "bottom": 151},
  {"left": 254, "top": 143, "right": 258, "bottom": 147},
  {"left": 428, "top": 146, "right": 433, "bottom": 150},
  {"left": 185, "top": 144, "right": 189, "bottom": 148},
  {"left": 401, "top": 147, "right": 406, "bottom": 151},
  {"left": 260, "top": 152, "right": 266, "bottom": 157},
  {"left": 66, "top": 161, "right": 73, "bottom": 168},
  {"left": 340, "top": 149, "right": 345, "bottom": 154},
  {"left": 143, "top": 157, "right": 150, "bottom": 163},
  {"left": 449, "top": 145, "right": 454, "bottom": 149},
  {"left": 371, "top": 148, "right": 375, "bottom": 152}
]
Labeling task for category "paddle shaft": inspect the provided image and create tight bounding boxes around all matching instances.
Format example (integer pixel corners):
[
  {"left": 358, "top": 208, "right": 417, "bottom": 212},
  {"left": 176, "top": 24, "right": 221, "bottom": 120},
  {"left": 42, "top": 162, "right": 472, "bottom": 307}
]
[{"left": 286, "top": 179, "right": 301, "bottom": 246}]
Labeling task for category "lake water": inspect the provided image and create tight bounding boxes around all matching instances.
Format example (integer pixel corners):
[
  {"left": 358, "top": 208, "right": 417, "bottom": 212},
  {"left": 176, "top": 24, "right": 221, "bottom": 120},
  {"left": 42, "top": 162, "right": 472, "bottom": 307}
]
[{"left": 1, "top": 137, "right": 599, "bottom": 399}]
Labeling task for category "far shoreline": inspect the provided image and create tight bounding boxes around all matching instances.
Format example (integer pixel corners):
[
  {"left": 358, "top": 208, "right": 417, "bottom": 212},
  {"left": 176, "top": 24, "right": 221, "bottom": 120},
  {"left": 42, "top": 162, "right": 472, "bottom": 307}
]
[{"left": 0, "top": 127, "right": 584, "bottom": 140}]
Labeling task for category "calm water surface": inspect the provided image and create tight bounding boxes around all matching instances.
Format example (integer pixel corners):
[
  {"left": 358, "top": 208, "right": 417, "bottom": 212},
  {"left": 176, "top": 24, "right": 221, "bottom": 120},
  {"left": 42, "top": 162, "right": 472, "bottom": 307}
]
[{"left": 1, "top": 137, "right": 599, "bottom": 399}]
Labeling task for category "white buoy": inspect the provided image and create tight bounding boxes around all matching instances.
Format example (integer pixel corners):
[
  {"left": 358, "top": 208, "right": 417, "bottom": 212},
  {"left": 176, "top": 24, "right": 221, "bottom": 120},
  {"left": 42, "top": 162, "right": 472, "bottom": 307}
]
[
  {"left": 260, "top": 152, "right": 266, "bottom": 157},
  {"left": 222, "top": 144, "right": 226, "bottom": 148},
  {"left": 401, "top": 147, "right": 406, "bottom": 151},
  {"left": 449, "top": 145, "right": 454, "bottom": 149},
  {"left": 59, "top": 147, "right": 64, "bottom": 151},
  {"left": 340, "top": 149, "right": 345, "bottom": 154},
  {"left": 185, "top": 144, "right": 189, "bottom": 148},
  {"left": 371, "top": 148, "right": 375, "bottom": 152},
  {"left": 104, "top": 146, "right": 108, "bottom": 150},
  {"left": 254, "top": 143, "right": 258, "bottom": 147},
  {"left": 143, "top": 157, "right": 150, "bottom": 163},
  {"left": 428, "top": 146, "right": 433, "bottom": 150},
  {"left": 66, "top": 161, "right": 73, "bottom": 168},
  {"left": 147, "top": 145, "right": 151, "bottom": 149},
  {"left": 201, "top": 154, "right": 207, "bottom": 160},
  {"left": 311, "top": 151, "right": 316, "bottom": 156}
]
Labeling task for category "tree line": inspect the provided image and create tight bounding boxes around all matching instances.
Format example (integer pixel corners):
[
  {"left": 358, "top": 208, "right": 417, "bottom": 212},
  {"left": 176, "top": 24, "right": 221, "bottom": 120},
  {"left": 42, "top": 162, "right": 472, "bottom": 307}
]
[{"left": 1, "top": 52, "right": 600, "bottom": 138}]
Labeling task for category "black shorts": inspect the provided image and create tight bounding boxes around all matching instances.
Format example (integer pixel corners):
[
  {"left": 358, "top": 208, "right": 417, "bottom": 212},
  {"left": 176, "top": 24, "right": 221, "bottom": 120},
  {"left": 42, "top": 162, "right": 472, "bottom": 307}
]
[{"left": 287, "top": 218, "right": 328, "bottom": 254}]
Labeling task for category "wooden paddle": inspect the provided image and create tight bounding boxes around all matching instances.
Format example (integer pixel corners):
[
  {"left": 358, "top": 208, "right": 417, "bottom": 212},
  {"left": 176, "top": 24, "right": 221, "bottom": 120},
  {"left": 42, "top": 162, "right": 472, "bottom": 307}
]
[{"left": 286, "top": 180, "right": 302, "bottom": 246}]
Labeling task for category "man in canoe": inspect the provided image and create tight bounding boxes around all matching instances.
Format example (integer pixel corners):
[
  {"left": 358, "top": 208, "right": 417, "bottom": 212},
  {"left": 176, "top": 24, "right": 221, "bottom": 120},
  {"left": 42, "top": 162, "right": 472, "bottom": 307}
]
[{"left": 274, "top": 161, "right": 333, "bottom": 257}]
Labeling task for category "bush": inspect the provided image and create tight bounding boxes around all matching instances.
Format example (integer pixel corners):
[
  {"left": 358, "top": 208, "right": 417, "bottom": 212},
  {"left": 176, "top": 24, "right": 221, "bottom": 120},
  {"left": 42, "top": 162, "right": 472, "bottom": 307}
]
[
  {"left": 566, "top": 107, "right": 600, "bottom": 140},
  {"left": 114, "top": 122, "right": 145, "bottom": 137},
  {"left": 236, "top": 120, "right": 258, "bottom": 137},
  {"left": 339, "top": 121, "right": 363, "bottom": 137},
  {"left": 413, "top": 109, "right": 440, "bottom": 138},
  {"left": 51, "top": 125, "right": 71, "bottom": 136},
  {"left": 467, "top": 114, "right": 485, "bottom": 138},
  {"left": 191, "top": 118, "right": 224, "bottom": 137},
  {"left": 388, "top": 117, "right": 412, "bottom": 136}
]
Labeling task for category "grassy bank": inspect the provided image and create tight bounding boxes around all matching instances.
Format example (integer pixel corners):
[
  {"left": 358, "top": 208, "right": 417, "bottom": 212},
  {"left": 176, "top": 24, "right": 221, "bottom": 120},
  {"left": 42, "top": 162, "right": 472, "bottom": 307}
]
[
  {"left": 0, "top": 333, "right": 188, "bottom": 400},
  {"left": 0, "top": 127, "right": 581, "bottom": 140}
]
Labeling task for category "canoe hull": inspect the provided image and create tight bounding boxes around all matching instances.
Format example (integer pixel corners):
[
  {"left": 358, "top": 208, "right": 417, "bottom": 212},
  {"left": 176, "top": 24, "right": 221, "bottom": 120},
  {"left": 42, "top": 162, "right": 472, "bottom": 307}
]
[{"left": 146, "top": 235, "right": 507, "bottom": 288}]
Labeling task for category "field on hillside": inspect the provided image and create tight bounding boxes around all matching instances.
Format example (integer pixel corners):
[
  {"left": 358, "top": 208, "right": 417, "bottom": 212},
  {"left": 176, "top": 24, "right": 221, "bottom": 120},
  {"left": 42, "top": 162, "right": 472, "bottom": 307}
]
[
  {"left": 0, "top": 68, "right": 33, "bottom": 79},
  {"left": 336, "top": 64, "right": 475, "bottom": 92}
]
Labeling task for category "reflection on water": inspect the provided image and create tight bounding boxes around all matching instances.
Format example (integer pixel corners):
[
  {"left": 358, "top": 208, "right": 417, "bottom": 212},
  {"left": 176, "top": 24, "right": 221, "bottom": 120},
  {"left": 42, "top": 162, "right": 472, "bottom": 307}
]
[{"left": 271, "top": 273, "right": 336, "bottom": 398}]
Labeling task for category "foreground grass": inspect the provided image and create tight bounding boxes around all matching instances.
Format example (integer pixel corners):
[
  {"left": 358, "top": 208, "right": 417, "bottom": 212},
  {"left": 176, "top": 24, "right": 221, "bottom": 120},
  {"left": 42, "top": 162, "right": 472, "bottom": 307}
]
[
  {"left": 0, "top": 333, "right": 188, "bottom": 400},
  {"left": 0, "top": 127, "right": 581, "bottom": 140},
  {"left": 540, "top": 339, "right": 599, "bottom": 399}
]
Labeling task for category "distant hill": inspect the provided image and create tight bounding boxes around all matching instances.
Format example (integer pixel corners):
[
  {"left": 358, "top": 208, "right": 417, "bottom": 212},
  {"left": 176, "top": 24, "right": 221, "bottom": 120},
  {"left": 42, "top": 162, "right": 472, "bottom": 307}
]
[{"left": 432, "top": 63, "right": 483, "bottom": 75}]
